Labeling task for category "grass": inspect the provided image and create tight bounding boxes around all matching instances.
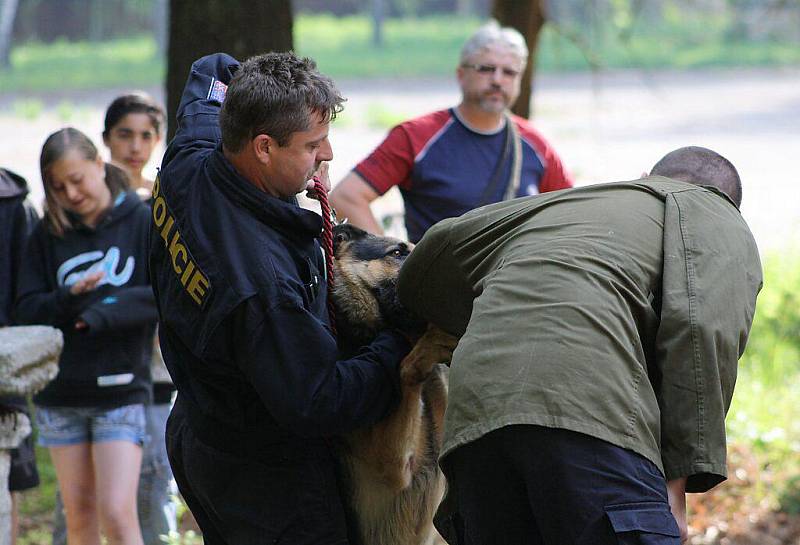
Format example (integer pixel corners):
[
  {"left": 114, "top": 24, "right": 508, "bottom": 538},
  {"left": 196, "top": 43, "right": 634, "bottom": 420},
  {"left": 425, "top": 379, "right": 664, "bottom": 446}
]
[
  {"left": 726, "top": 250, "right": 800, "bottom": 464},
  {"left": 1, "top": 36, "right": 163, "bottom": 93},
  {"left": 0, "top": 14, "right": 798, "bottom": 94},
  {"left": 17, "top": 445, "right": 56, "bottom": 545},
  {"left": 296, "top": 15, "right": 475, "bottom": 77}
]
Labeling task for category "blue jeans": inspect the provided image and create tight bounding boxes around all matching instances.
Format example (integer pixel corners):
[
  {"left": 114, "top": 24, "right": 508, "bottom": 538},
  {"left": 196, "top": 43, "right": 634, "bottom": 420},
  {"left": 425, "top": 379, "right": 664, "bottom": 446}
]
[
  {"left": 36, "top": 404, "right": 146, "bottom": 447},
  {"left": 138, "top": 403, "right": 177, "bottom": 545},
  {"left": 51, "top": 403, "right": 177, "bottom": 545}
]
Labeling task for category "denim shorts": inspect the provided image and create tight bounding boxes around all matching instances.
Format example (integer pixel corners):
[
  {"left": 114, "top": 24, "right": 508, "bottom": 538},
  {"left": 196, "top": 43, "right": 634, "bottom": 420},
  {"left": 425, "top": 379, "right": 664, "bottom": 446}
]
[{"left": 35, "top": 404, "right": 146, "bottom": 447}]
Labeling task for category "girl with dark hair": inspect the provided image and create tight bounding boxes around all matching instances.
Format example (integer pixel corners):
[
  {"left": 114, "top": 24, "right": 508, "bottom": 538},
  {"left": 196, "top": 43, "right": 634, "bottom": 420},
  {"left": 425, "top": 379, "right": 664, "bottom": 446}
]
[
  {"left": 101, "top": 93, "right": 177, "bottom": 545},
  {"left": 15, "top": 127, "right": 156, "bottom": 545},
  {"left": 102, "top": 93, "right": 164, "bottom": 198}
]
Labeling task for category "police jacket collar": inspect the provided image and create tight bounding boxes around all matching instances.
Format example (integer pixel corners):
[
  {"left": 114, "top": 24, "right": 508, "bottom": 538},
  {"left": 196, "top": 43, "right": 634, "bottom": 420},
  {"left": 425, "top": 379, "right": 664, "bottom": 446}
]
[{"left": 207, "top": 145, "right": 323, "bottom": 242}]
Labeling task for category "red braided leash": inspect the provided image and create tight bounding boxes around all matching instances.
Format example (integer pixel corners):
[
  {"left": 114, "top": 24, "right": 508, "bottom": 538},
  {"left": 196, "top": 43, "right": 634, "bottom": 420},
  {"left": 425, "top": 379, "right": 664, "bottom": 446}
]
[{"left": 313, "top": 177, "right": 337, "bottom": 336}]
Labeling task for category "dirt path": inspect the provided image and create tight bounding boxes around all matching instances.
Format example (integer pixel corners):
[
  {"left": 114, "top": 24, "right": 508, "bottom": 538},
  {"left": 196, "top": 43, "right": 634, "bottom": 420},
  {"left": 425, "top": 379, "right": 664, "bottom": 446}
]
[{"left": 1, "top": 66, "right": 797, "bottom": 252}]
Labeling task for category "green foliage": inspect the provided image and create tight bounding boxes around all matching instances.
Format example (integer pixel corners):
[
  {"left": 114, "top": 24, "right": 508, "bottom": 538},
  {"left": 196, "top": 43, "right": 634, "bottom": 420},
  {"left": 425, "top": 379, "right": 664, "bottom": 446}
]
[
  {"left": 0, "top": 36, "right": 163, "bottom": 94},
  {"left": 21, "top": 445, "right": 57, "bottom": 515},
  {"left": 11, "top": 99, "right": 44, "bottom": 120},
  {"left": 727, "top": 250, "right": 800, "bottom": 470},
  {"left": 159, "top": 530, "right": 202, "bottom": 545},
  {"left": 364, "top": 103, "right": 410, "bottom": 129},
  {"left": 296, "top": 15, "right": 476, "bottom": 78},
  {"left": 17, "top": 444, "right": 57, "bottom": 545},
  {"left": 55, "top": 100, "right": 89, "bottom": 123},
  {"left": 738, "top": 251, "right": 800, "bottom": 388},
  {"left": 538, "top": 9, "right": 800, "bottom": 71},
  {"left": 779, "top": 475, "right": 800, "bottom": 515},
  {"left": 1, "top": 12, "right": 799, "bottom": 94}
]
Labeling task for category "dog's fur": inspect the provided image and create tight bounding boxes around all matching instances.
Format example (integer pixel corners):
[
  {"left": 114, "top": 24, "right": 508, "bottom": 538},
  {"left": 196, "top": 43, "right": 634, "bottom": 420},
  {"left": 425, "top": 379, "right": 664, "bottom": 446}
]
[{"left": 332, "top": 224, "right": 456, "bottom": 545}]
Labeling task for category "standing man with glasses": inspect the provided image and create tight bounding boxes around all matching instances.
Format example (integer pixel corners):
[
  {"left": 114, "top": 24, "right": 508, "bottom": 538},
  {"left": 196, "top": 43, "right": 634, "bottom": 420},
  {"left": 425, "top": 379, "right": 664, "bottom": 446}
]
[{"left": 331, "top": 20, "right": 573, "bottom": 243}]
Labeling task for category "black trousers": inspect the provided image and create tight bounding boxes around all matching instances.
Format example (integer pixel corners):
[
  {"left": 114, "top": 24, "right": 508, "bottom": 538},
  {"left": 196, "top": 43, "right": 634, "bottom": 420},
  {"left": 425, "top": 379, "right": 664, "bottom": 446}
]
[
  {"left": 166, "top": 402, "right": 349, "bottom": 545},
  {"left": 442, "top": 425, "right": 682, "bottom": 545}
]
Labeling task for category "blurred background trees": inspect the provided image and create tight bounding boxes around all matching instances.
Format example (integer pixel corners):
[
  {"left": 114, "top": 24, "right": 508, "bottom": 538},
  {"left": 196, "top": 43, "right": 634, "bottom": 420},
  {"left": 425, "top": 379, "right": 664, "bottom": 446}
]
[
  {"left": 3, "top": 0, "right": 800, "bottom": 104},
  {"left": 5, "top": 0, "right": 800, "bottom": 45},
  {"left": 2, "top": 0, "right": 799, "bottom": 121},
  {"left": 165, "top": 0, "right": 293, "bottom": 140}
]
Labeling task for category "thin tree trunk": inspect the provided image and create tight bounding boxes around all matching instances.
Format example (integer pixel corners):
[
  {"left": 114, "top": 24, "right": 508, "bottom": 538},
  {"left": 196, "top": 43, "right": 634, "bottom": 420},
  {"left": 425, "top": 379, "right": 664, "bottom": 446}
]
[
  {"left": 166, "top": 0, "right": 294, "bottom": 141},
  {"left": 456, "top": 0, "right": 473, "bottom": 17},
  {"left": 0, "top": 0, "right": 19, "bottom": 69},
  {"left": 153, "top": 0, "right": 168, "bottom": 56},
  {"left": 491, "top": 0, "right": 546, "bottom": 119},
  {"left": 372, "top": 0, "right": 384, "bottom": 46},
  {"left": 89, "top": 0, "right": 103, "bottom": 42}
]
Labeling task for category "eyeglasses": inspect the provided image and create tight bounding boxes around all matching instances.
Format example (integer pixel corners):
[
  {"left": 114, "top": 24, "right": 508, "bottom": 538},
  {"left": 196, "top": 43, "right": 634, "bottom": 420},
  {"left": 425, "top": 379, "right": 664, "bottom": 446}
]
[{"left": 462, "top": 63, "right": 521, "bottom": 78}]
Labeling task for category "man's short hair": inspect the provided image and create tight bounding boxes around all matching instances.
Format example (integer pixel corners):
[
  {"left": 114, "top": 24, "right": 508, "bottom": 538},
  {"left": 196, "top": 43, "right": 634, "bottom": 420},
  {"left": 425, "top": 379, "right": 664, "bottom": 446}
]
[
  {"left": 650, "top": 146, "right": 743, "bottom": 207},
  {"left": 220, "top": 52, "right": 345, "bottom": 152},
  {"left": 460, "top": 20, "right": 529, "bottom": 64}
]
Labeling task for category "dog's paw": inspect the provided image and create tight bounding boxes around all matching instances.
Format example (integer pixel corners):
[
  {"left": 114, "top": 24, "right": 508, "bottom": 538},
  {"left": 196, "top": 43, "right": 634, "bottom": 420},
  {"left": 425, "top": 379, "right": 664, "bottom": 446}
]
[{"left": 400, "top": 325, "right": 459, "bottom": 386}]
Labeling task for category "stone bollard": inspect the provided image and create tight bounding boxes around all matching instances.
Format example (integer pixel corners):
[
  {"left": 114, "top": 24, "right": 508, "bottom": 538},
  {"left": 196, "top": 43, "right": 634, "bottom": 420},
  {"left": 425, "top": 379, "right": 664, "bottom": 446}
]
[
  {"left": 0, "top": 326, "right": 62, "bottom": 545},
  {"left": 0, "top": 412, "right": 31, "bottom": 545}
]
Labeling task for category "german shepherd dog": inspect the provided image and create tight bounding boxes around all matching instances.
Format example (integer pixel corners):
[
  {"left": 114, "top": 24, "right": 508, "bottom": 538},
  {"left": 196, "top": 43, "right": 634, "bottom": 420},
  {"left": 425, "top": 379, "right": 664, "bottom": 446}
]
[{"left": 331, "top": 223, "right": 457, "bottom": 545}]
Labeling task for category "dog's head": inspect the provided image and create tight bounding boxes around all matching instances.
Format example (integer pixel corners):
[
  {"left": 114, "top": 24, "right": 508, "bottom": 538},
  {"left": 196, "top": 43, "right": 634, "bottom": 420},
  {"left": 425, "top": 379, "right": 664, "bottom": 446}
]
[{"left": 332, "top": 224, "right": 425, "bottom": 354}]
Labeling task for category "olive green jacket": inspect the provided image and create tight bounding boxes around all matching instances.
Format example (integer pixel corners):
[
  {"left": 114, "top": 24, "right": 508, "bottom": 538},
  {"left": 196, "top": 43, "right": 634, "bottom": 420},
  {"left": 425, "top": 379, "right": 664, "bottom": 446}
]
[{"left": 398, "top": 177, "right": 762, "bottom": 492}]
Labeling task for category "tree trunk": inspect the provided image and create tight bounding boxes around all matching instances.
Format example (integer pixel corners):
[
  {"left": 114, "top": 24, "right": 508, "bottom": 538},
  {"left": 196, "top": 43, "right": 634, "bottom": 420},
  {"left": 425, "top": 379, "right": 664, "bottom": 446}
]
[
  {"left": 372, "top": 0, "right": 384, "bottom": 46},
  {"left": 166, "top": 0, "right": 294, "bottom": 141},
  {"left": 88, "top": 0, "right": 103, "bottom": 41},
  {"left": 491, "top": 0, "right": 545, "bottom": 119},
  {"left": 0, "top": 0, "right": 19, "bottom": 69},
  {"left": 153, "top": 0, "right": 168, "bottom": 56},
  {"left": 456, "top": 0, "right": 473, "bottom": 17}
]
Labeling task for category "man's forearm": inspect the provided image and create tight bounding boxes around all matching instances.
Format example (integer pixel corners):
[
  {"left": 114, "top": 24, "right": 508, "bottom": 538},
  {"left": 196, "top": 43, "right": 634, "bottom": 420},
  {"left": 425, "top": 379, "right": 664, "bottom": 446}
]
[
  {"left": 330, "top": 173, "right": 384, "bottom": 235},
  {"left": 336, "top": 199, "right": 383, "bottom": 235},
  {"left": 667, "top": 477, "right": 688, "bottom": 544}
]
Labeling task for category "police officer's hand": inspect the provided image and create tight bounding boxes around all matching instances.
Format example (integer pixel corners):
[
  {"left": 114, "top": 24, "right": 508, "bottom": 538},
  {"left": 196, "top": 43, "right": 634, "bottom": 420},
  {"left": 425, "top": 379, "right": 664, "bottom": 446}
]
[
  {"left": 305, "top": 162, "right": 331, "bottom": 200},
  {"left": 69, "top": 271, "right": 104, "bottom": 295}
]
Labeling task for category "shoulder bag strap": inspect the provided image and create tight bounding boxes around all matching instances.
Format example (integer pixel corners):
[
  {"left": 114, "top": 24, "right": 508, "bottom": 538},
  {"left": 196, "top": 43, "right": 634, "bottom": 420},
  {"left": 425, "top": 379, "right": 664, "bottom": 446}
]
[
  {"left": 502, "top": 116, "right": 523, "bottom": 201},
  {"left": 477, "top": 116, "right": 513, "bottom": 206}
]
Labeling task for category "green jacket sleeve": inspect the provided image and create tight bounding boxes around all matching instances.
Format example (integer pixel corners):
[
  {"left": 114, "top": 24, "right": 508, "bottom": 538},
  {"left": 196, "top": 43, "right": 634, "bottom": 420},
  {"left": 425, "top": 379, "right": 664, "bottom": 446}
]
[{"left": 655, "top": 188, "right": 762, "bottom": 492}]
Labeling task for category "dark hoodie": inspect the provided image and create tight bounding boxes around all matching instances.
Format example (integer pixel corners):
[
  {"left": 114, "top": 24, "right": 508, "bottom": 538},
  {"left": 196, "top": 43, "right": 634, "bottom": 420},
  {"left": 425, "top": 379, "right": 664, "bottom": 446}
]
[
  {"left": 0, "top": 168, "right": 38, "bottom": 327},
  {"left": 0, "top": 168, "right": 39, "bottom": 413},
  {"left": 15, "top": 191, "right": 157, "bottom": 408}
]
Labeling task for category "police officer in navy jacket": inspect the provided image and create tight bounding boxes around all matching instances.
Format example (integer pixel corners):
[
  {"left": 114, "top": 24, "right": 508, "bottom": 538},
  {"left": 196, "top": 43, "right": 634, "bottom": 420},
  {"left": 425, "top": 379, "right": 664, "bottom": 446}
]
[{"left": 150, "top": 52, "right": 412, "bottom": 544}]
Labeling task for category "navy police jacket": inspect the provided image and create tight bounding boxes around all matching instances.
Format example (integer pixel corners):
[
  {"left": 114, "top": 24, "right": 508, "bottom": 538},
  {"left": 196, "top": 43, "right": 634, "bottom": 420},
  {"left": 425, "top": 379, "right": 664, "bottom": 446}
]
[{"left": 150, "top": 53, "right": 409, "bottom": 456}]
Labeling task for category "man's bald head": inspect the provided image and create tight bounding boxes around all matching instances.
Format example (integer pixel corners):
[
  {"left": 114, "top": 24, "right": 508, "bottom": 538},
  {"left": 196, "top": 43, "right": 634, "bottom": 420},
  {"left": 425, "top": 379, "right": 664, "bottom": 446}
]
[{"left": 650, "top": 146, "right": 742, "bottom": 207}]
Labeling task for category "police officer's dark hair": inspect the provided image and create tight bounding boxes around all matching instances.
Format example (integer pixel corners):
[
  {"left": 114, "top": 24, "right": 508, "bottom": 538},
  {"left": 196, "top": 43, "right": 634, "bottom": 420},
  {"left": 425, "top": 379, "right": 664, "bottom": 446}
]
[
  {"left": 650, "top": 146, "right": 742, "bottom": 208},
  {"left": 40, "top": 128, "right": 130, "bottom": 237},
  {"left": 220, "top": 52, "right": 344, "bottom": 153},
  {"left": 103, "top": 93, "right": 165, "bottom": 137}
]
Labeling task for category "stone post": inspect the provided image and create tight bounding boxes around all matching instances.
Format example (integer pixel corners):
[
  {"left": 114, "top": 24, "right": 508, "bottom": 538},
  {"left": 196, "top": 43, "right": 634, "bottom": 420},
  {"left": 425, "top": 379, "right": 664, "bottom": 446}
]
[{"left": 0, "top": 326, "right": 62, "bottom": 545}]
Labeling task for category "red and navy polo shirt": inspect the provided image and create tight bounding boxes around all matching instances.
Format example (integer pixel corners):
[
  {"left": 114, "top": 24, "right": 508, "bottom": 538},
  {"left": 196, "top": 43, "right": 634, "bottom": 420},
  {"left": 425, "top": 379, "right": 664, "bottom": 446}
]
[{"left": 354, "top": 108, "right": 573, "bottom": 242}]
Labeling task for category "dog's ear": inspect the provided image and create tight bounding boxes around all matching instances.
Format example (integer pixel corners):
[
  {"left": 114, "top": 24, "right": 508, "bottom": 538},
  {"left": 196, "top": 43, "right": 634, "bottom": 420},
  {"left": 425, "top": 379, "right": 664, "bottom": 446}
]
[{"left": 333, "top": 223, "right": 369, "bottom": 256}]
